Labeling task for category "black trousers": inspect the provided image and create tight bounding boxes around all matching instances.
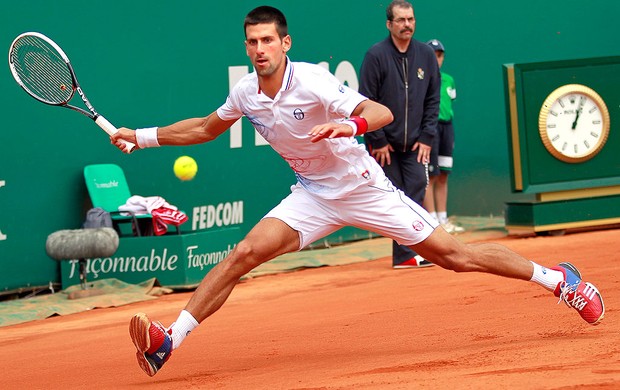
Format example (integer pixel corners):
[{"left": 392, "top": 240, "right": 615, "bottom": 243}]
[{"left": 381, "top": 149, "right": 428, "bottom": 265}]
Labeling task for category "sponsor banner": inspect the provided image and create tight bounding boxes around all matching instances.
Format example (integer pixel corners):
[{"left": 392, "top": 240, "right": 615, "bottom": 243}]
[
  {"left": 60, "top": 228, "right": 241, "bottom": 289},
  {"left": 191, "top": 201, "right": 244, "bottom": 230}
]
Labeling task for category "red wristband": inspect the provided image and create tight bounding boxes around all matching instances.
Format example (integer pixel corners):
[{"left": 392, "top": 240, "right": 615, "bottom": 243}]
[{"left": 349, "top": 116, "right": 368, "bottom": 135}]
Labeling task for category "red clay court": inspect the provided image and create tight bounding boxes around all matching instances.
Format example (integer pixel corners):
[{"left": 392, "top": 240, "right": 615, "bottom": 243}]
[{"left": 1, "top": 228, "right": 618, "bottom": 389}]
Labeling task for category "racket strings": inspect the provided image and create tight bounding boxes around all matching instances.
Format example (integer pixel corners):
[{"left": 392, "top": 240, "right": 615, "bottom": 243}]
[{"left": 10, "top": 36, "right": 74, "bottom": 105}]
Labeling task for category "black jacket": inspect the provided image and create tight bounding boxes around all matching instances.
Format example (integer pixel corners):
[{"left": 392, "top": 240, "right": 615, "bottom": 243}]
[{"left": 359, "top": 36, "right": 440, "bottom": 152}]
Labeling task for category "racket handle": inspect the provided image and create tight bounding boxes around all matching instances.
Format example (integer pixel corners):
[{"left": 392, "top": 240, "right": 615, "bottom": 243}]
[{"left": 95, "top": 115, "right": 136, "bottom": 153}]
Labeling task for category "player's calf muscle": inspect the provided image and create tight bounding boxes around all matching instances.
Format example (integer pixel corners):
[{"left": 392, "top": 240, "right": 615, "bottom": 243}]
[{"left": 429, "top": 251, "right": 475, "bottom": 273}]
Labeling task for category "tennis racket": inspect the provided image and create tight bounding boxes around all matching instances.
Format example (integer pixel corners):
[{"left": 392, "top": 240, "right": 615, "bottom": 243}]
[{"left": 8, "top": 32, "right": 135, "bottom": 153}]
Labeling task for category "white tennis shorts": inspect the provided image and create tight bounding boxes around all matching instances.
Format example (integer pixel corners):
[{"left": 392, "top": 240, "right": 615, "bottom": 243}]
[{"left": 264, "top": 174, "right": 439, "bottom": 250}]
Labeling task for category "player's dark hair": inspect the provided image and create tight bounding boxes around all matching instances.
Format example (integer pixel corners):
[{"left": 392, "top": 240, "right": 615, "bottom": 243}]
[
  {"left": 386, "top": 0, "right": 413, "bottom": 21},
  {"left": 244, "top": 6, "right": 288, "bottom": 39}
]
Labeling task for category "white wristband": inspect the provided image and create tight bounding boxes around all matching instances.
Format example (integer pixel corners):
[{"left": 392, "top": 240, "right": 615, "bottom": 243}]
[
  {"left": 340, "top": 120, "right": 358, "bottom": 136},
  {"left": 135, "top": 127, "right": 160, "bottom": 148}
]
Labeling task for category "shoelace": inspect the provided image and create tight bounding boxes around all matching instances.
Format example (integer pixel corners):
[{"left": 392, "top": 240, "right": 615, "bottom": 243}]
[{"left": 557, "top": 281, "right": 588, "bottom": 311}]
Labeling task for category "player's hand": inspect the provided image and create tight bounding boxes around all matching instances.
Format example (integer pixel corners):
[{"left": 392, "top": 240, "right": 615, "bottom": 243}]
[
  {"left": 412, "top": 142, "right": 431, "bottom": 163},
  {"left": 308, "top": 122, "right": 355, "bottom": 143},
  {"left": 371, "top": 144, "right": 393, "bottom": 167},
  {"left": 111, "top": 128, "right": 139, "bottom": 153}
]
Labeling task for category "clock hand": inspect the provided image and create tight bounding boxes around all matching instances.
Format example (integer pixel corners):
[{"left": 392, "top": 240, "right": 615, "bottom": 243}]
[
  {"left": 572, "top": 109, "right": 580, "bottom": 129},
  {"left": 572, "top": 100, "right": 584, "bottom": 130}
]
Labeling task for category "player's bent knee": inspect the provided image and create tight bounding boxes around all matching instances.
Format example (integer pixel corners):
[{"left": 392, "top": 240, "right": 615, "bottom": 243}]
[{"left": 223, "top": 240, "right": 262, "bottom": 274}]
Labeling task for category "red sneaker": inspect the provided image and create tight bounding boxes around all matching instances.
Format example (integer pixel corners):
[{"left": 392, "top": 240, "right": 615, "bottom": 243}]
[
  {"left": 129, "top": 313, "right": 173, "bottom": 376},
  {"left": 552, "top": 262, "right": 605, "bottom": 325}
]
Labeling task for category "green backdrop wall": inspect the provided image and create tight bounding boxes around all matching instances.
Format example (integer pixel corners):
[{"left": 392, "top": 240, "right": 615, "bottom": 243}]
[{"left": 1, "top": 0, "right": 619, "bottom": 292}]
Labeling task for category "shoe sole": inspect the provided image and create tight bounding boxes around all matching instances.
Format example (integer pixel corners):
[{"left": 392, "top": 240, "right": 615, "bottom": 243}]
[
  {"left": 129, "top": 313, "right": 157, "bottom": 377},
  {"left": 393, "top": 263, "right": 435, "bottom": 269},
  {"left": 586, "top": 282, "right": 605, "bottom": 326}
]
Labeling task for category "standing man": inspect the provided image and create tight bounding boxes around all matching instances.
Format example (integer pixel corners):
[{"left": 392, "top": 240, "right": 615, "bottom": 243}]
[
  {"left": 111, "top": 5, "right": 604, "bottom": 378},
  {"left": 359, "top": 0, "right": 440, "bottom": 268},
  {"left": 422, "top": 39, "right": 464, "bottom": 234}
]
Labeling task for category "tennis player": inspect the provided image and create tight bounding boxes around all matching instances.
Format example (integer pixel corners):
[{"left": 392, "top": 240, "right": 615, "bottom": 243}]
[{"left": 111, "top": 6, "right": 605, "bottom": 377}]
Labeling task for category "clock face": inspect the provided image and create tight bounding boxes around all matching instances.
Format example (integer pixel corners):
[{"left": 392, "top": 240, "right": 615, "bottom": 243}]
[{"left": 538, "top": 84, "right": 610, "bottom": 163}]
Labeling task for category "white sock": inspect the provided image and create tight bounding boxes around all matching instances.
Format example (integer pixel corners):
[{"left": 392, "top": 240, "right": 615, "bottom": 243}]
[
  {"left": 529, "top": 261, "right": 565, "bottom": 292},
  {"left": 437, "top": 211, "right": 447, "bottom": 224},
  {"left": 168, "top": 310, "right": 199, "bottom": 350},
  {"left": 429, "top": 211, "right": 438, "bottom": 222}
]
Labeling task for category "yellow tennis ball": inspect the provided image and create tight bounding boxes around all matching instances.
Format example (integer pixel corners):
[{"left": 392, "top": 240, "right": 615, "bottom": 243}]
[{"left": 173, "top": 156, "right": 198, "bottom": 181}]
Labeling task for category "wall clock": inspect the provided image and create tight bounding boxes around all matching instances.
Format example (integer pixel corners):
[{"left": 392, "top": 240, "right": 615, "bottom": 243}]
[{"left": 538, "top": 84, "right": 610, "bottom": 163}]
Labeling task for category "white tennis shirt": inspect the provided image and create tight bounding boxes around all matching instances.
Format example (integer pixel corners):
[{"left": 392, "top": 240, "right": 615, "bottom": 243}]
[{"left": 217, "top": 58, "right": 383, "bottom": 199}]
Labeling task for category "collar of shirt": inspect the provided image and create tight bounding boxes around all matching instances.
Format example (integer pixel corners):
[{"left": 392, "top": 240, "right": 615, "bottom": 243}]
[{"left": 257, "top": 56, "right": 295, "bottom": 101}]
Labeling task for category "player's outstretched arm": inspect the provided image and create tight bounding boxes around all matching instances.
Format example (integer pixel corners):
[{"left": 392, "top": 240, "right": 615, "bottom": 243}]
[
  {"left": 111, "top": 112, "right": 237, "bottom": 152},
  {"left": 308, "top": 99, "right": 393, "bottom": 143}
]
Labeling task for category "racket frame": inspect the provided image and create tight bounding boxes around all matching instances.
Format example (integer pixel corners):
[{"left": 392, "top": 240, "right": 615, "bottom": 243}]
[{"left": 8, "top": 32, "right": 135, "bottom": 153}]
